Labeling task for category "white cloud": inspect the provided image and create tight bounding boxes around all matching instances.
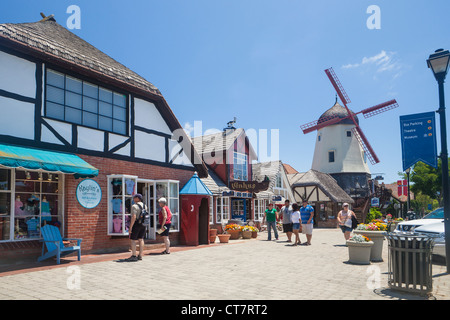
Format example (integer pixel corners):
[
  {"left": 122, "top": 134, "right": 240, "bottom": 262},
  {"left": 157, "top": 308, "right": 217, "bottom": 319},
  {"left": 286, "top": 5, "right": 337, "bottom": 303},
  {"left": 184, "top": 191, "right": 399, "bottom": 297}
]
[
  {"left": 342, "top": 50, "right": 401, "bottom": 74},
  {"left": 183, "top": 122, "right": 194, "bottom": 138}
]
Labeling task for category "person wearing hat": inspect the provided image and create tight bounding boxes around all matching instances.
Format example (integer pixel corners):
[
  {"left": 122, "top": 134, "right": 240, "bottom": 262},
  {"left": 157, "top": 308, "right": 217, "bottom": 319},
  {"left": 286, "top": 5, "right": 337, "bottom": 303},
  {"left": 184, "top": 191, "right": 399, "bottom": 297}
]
[
  {"left": 337, "top": 203, "right": 356, "bottom": 241},
  {"left": 300, "top": 200, "right": 314, "bottom": 245},
  {"left": 126, "top": 194, "right": 147, "bottom": 262},
  {"left": 158, "top": 197, "right": 172, "bottom": 254}
]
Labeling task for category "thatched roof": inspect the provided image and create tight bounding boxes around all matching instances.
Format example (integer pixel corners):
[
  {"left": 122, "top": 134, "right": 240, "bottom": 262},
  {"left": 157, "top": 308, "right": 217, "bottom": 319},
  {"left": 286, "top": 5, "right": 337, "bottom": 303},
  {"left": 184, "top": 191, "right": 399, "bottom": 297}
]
[
  {"left": 291, "top": 169, "right": 354, "bottom": 203},
  {"left": 0, "top": 20, "right": 160, "bottom": 96}
]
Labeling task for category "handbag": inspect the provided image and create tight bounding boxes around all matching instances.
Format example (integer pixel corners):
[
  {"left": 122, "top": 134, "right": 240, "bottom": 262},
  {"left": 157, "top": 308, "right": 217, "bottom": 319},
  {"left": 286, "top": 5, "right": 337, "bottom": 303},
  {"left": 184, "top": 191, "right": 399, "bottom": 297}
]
[
  {"left": 344, "top": 217, "right": 353, "bottom": 228},
  {"left": 351, "top": 215, "right": 358, "bottom": 229}
]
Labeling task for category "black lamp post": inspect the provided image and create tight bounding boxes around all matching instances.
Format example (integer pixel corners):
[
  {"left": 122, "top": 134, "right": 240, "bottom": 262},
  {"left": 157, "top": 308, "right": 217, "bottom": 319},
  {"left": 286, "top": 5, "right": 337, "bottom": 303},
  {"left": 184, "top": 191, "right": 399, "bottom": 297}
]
[{"left": 427, "top": 48, "right": 450, "bottom": 273}]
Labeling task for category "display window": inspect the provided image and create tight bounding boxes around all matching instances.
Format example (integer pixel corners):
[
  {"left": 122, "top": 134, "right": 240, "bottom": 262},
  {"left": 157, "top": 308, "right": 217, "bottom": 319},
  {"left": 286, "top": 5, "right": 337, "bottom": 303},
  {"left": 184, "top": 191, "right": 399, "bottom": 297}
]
[
  {"left": 215, "top": 197, "right": 230, "bottom": 224},
  {"left": 0, "top": 168, "right": 64, "bottom": 241},
  {"left": 108, "top": 176, "right": 179, "bottom": 236},
  {"left": 107, "top": 174, "right": 137, "bottom": 236}
]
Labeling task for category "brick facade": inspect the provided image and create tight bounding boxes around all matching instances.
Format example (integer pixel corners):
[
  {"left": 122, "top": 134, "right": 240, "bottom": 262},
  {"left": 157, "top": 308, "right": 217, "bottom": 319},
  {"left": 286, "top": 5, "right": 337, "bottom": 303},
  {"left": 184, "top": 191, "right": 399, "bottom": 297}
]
[{"left": 0, "top": 154, "right": 195, "bottom": 260}]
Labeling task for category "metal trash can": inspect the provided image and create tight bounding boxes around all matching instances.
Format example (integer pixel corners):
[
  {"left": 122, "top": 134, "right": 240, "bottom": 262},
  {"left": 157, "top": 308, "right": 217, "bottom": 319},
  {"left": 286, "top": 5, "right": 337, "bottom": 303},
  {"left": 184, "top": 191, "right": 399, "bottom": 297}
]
[{"left": 386, "top": 234, "right": 434, "bottom": 296}]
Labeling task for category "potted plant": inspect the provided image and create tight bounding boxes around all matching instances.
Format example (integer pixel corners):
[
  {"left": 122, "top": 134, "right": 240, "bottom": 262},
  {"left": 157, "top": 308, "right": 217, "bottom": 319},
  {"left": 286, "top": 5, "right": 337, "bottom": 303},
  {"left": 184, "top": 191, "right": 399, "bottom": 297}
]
[
  {"left": 353, "top": 220, "right": 388, "bottom": 262},
  {"left": 251, "top": 226, "right": 259, "bottom": 238},
  {"left": 241, "top": 226, "right": 253, "bottom": 239},
  {"left": 217, "top": 232, "right": 231, "bottom": 243},
  {"left": 346, "top": 234, "right": 374, "bottom": 265},
  {"left": 209, "top": 228, "right": 218, "bottom": 243},
  {"left": 225, "top": 224, "right": 241, "bottom": 240}
]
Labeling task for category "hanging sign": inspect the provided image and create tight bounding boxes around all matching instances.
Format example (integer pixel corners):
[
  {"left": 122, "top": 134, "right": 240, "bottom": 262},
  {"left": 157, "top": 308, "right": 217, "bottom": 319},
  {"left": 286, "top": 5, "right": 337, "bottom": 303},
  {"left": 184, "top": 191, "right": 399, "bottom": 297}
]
[
  {"left": 371, "top": 197, "right": 380, "bottom": 207},
  {"left": 76, "top": 179, "right": 102, "bottom": 209},
  {"left": 400, "top": 111, "right": 438, "bottom": 171}
]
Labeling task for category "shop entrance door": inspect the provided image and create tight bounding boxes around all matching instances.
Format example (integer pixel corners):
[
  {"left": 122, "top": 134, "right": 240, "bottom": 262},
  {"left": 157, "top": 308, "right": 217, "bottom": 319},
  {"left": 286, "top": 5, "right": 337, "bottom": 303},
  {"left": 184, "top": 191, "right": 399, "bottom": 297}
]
[
  {"left": 231, "top": 199, "right": 247, "bottom": 222},
  {"left": 137, "top": 181, "right": 156, "bottom": 240}
]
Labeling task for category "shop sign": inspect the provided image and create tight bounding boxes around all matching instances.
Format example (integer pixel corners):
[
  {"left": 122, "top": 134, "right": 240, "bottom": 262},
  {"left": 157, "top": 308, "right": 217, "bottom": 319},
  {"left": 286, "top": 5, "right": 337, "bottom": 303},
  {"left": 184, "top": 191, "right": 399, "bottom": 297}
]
[
  {"left": 76, "top": 179, "right": 102, "bottom": 209},
  {"left": 229, "top": 180, "right": 270, "bottom": 193},
  {"left": 371, "top": 197, "right": 380, "bottom": 207}
]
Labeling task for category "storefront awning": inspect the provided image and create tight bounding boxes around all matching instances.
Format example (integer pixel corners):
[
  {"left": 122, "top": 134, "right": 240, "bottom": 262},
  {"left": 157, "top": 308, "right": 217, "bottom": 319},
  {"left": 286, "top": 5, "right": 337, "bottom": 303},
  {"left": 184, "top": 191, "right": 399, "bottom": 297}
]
[{"left": 0, "top": 144, "right": 99, "bottom": 178}]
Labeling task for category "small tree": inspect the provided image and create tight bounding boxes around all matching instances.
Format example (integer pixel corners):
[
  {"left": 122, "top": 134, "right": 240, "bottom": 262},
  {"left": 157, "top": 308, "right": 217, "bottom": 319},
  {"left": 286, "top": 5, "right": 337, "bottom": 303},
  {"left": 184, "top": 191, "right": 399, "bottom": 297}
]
[{"left": 366, "top": 207, "right": 382, "bottom": 223}]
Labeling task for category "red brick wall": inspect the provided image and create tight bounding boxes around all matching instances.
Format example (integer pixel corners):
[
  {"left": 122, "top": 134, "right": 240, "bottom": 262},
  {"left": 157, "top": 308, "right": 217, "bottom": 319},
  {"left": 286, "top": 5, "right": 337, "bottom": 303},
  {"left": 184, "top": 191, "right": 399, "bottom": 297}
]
[{"left": 64, "top": 154, "right": 195, "bottom": 253}]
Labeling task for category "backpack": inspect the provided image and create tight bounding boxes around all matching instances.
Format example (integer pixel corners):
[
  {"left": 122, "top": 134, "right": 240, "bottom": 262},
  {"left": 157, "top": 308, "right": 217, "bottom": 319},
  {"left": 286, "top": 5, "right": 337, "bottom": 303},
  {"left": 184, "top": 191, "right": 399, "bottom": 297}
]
[{"left": 136, "top": 203, "right": 150, "bottom": 226}]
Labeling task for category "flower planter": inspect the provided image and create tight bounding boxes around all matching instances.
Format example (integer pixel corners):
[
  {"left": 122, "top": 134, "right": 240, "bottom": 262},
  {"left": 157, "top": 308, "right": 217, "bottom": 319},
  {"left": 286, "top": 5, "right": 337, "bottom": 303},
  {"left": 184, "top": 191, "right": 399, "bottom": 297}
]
[
  {"left": 227, "top": 229, "right": 240, "bottom": 240},
  {"left": 347, "top": 240, "right": 374, "bottom": 265},
  {"left": 251, "top": 231, "right": 258, "bottom": 238},
  {"left": 353, "top": 230, "right": 386, "bottom": 262},
  {"left": 242, "top": 230, "right": 252, "bottom": 239},
  {"left": 209, "top": 228, "right": 218, "bottom": 237},
  {"left": 217, "top": 234, "right": 231, "bottom": 243},
  {"left": 210, "top": 235, "right": 217, "bottom": 243}
]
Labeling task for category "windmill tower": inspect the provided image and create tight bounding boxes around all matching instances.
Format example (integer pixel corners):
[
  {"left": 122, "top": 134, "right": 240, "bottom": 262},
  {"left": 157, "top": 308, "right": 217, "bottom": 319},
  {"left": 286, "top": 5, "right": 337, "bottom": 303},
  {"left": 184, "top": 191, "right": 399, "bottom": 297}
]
[{"left": 301, "top": 68, "right": 399, "bottom": 198}]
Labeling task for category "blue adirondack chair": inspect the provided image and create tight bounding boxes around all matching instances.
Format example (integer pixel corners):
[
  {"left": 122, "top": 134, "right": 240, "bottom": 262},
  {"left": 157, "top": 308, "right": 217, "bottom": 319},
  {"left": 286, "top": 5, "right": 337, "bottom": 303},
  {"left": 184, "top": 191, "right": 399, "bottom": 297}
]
[{"left": 38, "top": 225, "right": 82, "bottom": 264}]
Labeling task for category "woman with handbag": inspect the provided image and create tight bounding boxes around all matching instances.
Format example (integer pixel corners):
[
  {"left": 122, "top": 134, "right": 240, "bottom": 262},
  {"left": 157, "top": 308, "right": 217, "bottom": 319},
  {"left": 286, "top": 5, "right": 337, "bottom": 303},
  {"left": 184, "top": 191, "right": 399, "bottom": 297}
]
[{"left": 337, "top": 203, "right": 355, "bottom": 241}]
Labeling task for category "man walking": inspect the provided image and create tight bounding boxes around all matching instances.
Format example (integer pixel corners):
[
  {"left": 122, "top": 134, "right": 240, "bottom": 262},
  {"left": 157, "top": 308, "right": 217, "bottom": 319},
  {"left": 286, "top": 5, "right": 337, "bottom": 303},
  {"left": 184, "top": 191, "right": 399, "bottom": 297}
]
[
  {"left": 300, "top": 200, "right": 314, "bottom": 245},
  {"left": 280, "top": 200, "right": 293, "bottom": 242},
  {"left": 126, "top": 194, "right": 147, "bottom": 261}
]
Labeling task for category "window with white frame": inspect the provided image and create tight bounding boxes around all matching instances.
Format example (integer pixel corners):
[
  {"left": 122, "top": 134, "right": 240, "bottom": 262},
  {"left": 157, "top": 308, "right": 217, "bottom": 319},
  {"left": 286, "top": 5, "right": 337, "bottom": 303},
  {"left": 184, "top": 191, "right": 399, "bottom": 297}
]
[
  {"left": 275, "top": 173, "right": 282, "bottom": 188},
  {"left": 216, "top": 197, "right": 230, "bottom": 224},
  {"left": 233, "top": 152, "right": 248, "bottom": 181},
  {"left": 209, "top": 196, "right": 213, "bottom": 224},
  {"left": 255, "top": 199, "right": 267, "bottom": 221}
]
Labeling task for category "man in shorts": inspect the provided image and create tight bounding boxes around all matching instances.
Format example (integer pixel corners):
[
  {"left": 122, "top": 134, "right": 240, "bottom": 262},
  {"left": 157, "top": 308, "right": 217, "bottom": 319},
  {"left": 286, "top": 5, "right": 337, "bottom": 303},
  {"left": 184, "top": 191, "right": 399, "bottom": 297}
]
[
  {"left": 280, "top": 200, "right": 293, "bottom": 242},
  {"left": 300, "top": 200, "right": 314, "bottom": 245},
  {"left": 125, "top": 194, "right": 147, "bottom": 261}
]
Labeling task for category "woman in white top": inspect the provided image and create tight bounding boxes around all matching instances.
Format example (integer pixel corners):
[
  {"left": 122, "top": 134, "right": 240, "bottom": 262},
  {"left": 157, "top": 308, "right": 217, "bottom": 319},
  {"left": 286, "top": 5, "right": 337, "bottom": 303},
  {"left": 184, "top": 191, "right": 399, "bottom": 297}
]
[
  {"left": 337, "top": 203, "right": 355, "bottom": 241},
  {"left": 290, "top": 203, "right": 302, "bottom": 246}
]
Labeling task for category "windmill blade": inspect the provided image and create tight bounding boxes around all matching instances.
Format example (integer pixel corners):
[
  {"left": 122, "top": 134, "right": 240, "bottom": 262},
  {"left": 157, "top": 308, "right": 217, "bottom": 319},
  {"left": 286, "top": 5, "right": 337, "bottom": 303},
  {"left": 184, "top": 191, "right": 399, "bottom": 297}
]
[
  {"left": 300, "top": 114, "right": 349, "bottom": 134},
  {"left": 325, "top": 68, "right": 351, "bottom": 105},
  {"left": 352, "top": 126, "right": 380, "bottom": 165},
  {"left": 359, "top": 99, "right": 399, "bottom": 119}
]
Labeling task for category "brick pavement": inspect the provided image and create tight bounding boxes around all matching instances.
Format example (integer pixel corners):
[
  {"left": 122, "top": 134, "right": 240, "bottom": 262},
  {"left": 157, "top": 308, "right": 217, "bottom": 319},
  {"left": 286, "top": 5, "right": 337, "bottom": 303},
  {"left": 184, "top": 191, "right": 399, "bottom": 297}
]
[{"left": 0, "top": 229, "right": 448, "bottom": 300}]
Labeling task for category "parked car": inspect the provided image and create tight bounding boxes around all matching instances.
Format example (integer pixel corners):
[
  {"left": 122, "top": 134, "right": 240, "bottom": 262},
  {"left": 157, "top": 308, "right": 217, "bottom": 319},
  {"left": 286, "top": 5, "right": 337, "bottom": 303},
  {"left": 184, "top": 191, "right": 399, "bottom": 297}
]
[
  {"left": 394, "top": 207, "right": 444, "bottom": 233},
  {"left": 414, "top": 221, "right": 446, "bottom": 258}
]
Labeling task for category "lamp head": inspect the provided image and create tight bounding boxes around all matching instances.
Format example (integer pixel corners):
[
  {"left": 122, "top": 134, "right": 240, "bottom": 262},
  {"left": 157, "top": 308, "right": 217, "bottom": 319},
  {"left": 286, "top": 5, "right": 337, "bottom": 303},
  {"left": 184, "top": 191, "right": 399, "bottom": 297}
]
[{"left": 427, "top": 49, "right": 450, "bottom": 81}]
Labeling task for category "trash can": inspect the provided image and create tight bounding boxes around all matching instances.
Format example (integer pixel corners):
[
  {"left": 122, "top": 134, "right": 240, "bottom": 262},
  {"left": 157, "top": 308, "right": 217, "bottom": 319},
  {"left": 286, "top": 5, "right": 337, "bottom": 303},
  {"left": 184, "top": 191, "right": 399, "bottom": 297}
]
[{"left": 386, "top": 234, "right": 435, "bottom": 296}]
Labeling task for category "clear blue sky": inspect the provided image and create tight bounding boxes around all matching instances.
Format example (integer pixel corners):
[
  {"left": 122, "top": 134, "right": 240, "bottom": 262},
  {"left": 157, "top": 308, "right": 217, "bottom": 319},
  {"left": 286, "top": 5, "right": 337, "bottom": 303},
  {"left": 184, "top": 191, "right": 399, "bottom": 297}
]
[{"left": 2, "top": 0, "right": 450, "bottom": 183}]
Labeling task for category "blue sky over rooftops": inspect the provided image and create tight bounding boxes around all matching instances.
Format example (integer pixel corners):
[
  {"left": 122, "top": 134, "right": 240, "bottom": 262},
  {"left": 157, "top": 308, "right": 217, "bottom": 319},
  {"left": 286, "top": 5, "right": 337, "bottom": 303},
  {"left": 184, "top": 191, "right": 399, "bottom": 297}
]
[{"left": 2, "top": 0, "right": 450, "bottom": 183}]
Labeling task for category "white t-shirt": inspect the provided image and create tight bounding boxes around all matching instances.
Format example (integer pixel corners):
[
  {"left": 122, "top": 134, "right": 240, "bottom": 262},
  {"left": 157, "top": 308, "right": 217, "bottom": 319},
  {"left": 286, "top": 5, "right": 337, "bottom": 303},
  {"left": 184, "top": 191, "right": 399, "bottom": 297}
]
[{"left": 291, "top": 210, "right": 300, "bottom": 224}]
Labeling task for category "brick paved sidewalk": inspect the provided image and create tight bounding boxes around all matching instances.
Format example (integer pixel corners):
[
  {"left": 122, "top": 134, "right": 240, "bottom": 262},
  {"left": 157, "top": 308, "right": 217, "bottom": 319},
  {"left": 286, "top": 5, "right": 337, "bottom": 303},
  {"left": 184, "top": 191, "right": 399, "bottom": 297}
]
[{"left": 0, "top": 229, "right": 448, "bottom": 300}]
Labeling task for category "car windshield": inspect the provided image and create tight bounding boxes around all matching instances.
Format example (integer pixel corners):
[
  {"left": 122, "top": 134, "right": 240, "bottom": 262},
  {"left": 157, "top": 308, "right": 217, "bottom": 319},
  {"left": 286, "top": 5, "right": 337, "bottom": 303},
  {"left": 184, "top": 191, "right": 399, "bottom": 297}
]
[{"left": 423, "top": 208, "right": 444, "bottom": 219}]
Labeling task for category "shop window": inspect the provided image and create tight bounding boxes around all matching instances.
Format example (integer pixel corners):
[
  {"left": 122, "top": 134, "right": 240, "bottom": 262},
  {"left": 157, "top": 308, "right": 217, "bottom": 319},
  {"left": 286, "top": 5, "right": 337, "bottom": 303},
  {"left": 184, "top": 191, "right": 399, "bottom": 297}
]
[
  {"left": 215, "top": 197, "right": 230, "bottom": 224},
  {"left": 0, "top": 169, "right": 11, "bottom": 241},
  {"left": 233, "top": 152, "right": 248, "bottom": 181},
  {"left": 107, "top": 175, "right": 138, "bottom": 236},
  {"left": 0, "top": 169, "right": 64, "bottom": 241},
  {"left": 45, "top": 69, "right": 128, "bottom": 136},
  {"left": 156, "top": 180, "right": 180, "bottom": 232},
  {"left": 254, "top": 199, "right": 267, "bottom": 221}
]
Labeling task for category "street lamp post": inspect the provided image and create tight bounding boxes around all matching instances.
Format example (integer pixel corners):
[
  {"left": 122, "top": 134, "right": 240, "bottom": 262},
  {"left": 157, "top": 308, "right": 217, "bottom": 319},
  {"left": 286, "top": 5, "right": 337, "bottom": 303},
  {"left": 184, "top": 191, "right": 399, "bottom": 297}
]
[
  {"left": 427, "top": 48, "right": 450, "bottom": 273},
  {"left": 405, "top": 167, "right": 411, "bottom": 213}
]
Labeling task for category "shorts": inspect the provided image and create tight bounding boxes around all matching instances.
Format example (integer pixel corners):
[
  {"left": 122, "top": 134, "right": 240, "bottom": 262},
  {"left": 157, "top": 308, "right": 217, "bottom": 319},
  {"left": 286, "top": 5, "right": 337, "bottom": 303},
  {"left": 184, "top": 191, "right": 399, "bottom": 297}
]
[
  {"left": 130, "top": 223, "right": 146, "bottom": 240},
  {"left": 301, "top": 223, "right": 313, "bottom": 235},
  {"left": 292, "top": 223, "right": 300, "bottom": 230},
  {"left": 283, "top": 223, "right": 293, "bottom": 233},
  {"left": 340, "top": 225, "right": 353, "bottom": 233},
  {"left": 158, "top": 223, "right": 171, "bottom": 236}
]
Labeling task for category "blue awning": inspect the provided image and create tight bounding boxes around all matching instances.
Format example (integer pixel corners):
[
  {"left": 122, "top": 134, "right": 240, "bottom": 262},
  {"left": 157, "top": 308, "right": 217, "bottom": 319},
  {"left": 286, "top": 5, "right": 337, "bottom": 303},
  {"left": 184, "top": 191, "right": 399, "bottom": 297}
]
[
  {"left": 0, "top": 144, "right": 98, "bottom": 178},
  {"left": 180, "top": 172, "right": 213, "bottom": 195}
]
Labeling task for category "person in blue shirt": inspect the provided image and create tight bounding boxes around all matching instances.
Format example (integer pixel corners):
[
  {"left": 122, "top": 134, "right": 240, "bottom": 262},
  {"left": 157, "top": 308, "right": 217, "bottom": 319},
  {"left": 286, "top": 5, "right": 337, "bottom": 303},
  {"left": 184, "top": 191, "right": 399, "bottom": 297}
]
[{"left": 300, "top": 200, "right": 314, "bottom": 245}]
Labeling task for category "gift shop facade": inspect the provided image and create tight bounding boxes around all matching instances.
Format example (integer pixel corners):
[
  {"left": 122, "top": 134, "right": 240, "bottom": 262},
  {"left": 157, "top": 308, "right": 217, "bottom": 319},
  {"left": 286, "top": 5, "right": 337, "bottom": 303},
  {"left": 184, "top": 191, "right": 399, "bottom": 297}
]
[
  {"left": 0, "top": 17, "right": 207, "bottom": 259},
  {"left": 193, "top": 127, "right": 295, "bottom": 231}
]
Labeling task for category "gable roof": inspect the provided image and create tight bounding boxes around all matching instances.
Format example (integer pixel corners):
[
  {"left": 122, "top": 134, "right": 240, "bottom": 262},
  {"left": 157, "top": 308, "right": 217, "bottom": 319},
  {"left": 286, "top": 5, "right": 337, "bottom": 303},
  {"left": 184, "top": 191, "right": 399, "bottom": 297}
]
[
  {"left": 0, "top": 20, "right": 160, "bottom": 96},
  {"left": 0, "top": 17, "right": 208, "bottom": 177},
  {"left": 291, "top": 169, "right": 354, "bottom": 203},
  {"left": 192, "top": 128, "right": 257, "bottom": 159}
]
